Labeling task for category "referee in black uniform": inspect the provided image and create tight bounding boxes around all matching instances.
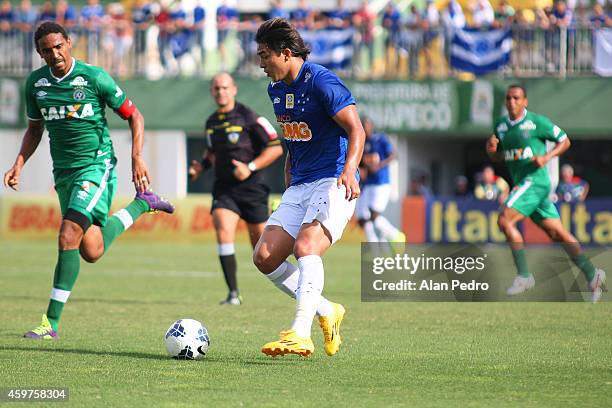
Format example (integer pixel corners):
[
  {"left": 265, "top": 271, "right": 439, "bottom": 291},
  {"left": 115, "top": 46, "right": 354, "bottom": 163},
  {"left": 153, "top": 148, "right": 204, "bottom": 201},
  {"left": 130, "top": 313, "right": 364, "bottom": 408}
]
[{"left": 189, "top": 72, "right": 283, "bottom": 305}]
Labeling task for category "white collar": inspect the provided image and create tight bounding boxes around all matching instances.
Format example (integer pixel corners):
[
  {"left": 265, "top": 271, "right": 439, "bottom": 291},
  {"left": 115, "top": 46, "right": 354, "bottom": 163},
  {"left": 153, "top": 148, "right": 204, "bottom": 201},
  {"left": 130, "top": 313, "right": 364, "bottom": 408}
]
[
  {"left": 507, "top": 109, "right": 527, "bottom": 126},
  {"left": 50, "top": 57, "right": 76, "bottom": 82}
]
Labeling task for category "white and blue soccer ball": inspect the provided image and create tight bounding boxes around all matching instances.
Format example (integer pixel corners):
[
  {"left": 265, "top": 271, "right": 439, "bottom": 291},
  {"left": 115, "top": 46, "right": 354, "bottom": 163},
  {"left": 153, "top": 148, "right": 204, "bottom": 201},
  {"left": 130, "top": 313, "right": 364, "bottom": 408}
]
[{"left": 164, "top": 319, "right": 210, "bottom": 360}]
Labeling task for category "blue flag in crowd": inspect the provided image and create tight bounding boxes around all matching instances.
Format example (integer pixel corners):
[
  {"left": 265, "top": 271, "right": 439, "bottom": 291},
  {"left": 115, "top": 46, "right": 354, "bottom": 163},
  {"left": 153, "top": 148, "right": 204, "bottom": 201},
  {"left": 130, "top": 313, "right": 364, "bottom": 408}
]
[
  {"left": 299, "top": 28, "right": 354, "bottom": 70},
  {"left": 450, "top": 28, "right": 512, "bottom": 75}
]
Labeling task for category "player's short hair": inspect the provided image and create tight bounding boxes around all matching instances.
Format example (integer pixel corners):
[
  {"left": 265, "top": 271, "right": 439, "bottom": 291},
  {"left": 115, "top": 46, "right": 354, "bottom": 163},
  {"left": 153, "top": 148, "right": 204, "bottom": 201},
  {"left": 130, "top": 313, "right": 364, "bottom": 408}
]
[
  {"left": 507, "top": 84, "right": 527, "bottom": 97},
  {"left": 34, "top": 21, "right": 69, "bottom": 49},
  {"left": 256, "top": 18, "right": 310, "bottom": 60}
]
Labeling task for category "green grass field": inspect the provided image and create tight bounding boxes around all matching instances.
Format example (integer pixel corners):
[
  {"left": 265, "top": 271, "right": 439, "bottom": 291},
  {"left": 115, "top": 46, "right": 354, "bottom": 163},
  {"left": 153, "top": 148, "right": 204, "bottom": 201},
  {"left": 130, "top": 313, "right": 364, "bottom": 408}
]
[{"left": 0, "top": 239, "right": 610, "bottom": 407}]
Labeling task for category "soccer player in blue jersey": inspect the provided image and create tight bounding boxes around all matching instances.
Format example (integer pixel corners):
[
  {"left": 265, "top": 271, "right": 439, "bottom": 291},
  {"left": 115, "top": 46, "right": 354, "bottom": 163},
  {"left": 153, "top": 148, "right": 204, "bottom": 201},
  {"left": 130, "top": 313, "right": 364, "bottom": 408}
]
[
  {"left": 356, "top": 117, "right": 405, "bottom": 243},
  {"left": 253, "top": 18, "right": 365, "bottom": 357}
]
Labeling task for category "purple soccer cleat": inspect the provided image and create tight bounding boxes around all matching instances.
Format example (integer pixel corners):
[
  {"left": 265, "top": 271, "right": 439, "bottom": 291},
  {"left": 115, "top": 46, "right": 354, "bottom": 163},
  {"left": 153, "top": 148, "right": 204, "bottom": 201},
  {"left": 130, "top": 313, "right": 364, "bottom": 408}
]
[
  {"left": 24, "top": 315, "right": 58, "bottom": 340},
  {"left": 135, "top": 190, "right": 175, "bottom": 214}
]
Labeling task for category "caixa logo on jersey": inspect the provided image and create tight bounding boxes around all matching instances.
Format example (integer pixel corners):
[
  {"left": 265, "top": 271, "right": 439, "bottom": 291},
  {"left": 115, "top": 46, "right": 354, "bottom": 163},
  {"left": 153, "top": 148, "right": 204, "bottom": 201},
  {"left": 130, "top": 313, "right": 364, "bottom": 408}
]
[
  {"left": 279, "top": 121, "right": 312, "bottom": 141},
  {"left": 40, "top": 103, "right": 94, "bottom": 121},
  {"left": 504, "top": 146, "right": 534, "bottom": 161}
]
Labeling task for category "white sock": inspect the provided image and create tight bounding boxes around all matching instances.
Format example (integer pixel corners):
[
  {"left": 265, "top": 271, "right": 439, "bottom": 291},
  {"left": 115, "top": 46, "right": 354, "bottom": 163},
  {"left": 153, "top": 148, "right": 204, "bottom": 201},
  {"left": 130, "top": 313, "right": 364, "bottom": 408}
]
[
  {"left": 363, "top": 220, "right": 379, "bottom": 242},
  {"left": 374, "top": 215, "right": 401, "bottom": 241},
  {"left": 291, "top": 255, "right": 324, "bottom": 338},
  {"left": 266, "top": 261, "right": 334, "bottom": 317}
]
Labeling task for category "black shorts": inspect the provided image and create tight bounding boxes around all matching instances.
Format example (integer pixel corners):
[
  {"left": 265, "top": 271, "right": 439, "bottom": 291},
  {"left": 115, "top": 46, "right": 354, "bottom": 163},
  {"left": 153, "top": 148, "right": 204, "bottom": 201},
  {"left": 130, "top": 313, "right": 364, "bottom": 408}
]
[{"left": 212, "top": 180, "right": 270, "bottom": 224}]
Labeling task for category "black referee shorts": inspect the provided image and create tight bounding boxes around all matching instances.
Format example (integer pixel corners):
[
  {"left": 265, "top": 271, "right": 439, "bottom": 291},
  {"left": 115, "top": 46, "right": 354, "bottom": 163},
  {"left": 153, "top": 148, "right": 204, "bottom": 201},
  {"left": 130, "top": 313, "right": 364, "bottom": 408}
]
[{"left": 211, "top": 180, "right": 270, "bottom": 224}]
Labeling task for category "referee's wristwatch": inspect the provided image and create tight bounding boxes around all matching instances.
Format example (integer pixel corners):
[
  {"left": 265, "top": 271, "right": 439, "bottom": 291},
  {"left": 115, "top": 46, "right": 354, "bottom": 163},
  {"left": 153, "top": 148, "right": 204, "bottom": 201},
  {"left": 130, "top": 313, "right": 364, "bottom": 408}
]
[{"left": 247, "top": 161, "right": 257, "bottom": 172}]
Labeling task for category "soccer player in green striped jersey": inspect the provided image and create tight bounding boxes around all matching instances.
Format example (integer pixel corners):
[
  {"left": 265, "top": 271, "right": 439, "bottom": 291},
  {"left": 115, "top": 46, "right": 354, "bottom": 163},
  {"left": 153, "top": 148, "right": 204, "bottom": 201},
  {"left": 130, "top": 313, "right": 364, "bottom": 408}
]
[
  {"left": 486, "top": 84, "right": 605, "bottom": 303},
  {"left": 3, "top": 22, "right": 175, "bottom": 339}
]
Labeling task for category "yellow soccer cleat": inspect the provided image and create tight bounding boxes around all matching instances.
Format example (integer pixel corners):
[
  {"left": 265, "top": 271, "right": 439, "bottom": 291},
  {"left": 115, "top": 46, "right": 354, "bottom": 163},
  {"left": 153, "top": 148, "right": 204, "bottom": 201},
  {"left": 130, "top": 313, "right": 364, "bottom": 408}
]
[
  {"left": 319, "top": 303, "right": 345, "bottom": 356},
  {"left": 261, "top": 329, "right": 314, "bottom": 358},
  {"left": 392, "top": 231, "right": 406, "bottom": 243}
]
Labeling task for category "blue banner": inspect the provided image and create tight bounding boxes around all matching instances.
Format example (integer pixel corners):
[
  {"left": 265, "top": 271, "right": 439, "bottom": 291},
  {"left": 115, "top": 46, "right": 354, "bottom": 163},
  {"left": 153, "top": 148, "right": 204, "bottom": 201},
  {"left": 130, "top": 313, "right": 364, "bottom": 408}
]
[
  {"left": 299, "top": 28, "right": 354, "bottom": 70},
  {"left": 450, "top": 28, "right": 511, "bottom": 75}
]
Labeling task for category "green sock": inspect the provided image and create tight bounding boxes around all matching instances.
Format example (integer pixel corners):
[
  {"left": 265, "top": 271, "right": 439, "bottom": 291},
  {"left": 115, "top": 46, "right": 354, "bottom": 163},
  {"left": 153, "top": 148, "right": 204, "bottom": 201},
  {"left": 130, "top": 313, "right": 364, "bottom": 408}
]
[
  {"left": 46, "top": 249, "right": 80, "bottom": 331},
  {"left": 101, "top": 199, "right": 149, "bottom": 252},
  {"left": 571, "top": 253, "right": 596, "bottom": 282},
  {"left": 511, "top": 248, "right": 530, "bottom": 278}
]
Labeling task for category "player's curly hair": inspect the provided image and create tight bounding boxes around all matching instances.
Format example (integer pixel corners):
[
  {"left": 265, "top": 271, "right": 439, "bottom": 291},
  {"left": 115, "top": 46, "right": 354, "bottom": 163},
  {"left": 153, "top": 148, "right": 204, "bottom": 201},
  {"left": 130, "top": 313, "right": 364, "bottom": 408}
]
[
  {"left": 34, "top": 22, "right": 69, "bottom": 50},
  {"left": 256, "top": 18, "right": 310, "bottom": 60}
]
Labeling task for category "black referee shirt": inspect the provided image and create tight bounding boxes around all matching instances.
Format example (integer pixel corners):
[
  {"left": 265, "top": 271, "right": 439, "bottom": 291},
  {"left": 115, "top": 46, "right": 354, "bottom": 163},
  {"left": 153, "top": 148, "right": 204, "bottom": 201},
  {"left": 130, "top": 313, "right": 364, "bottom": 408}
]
[{"left": 205, "top": 102, "right": 280, "bottom": 185}]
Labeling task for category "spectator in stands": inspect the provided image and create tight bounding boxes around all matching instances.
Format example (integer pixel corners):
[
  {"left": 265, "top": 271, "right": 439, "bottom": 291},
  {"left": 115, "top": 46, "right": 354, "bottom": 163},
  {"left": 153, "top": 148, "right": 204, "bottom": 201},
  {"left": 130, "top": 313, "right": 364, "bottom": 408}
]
[
  {"left": 470, "top": 0, "right": 495, "bottom": 28},
  {"left": 192, "top": 0, "right": 206, "bottom": 74},
  {"left": 382, "top": 1, "right": 401, "bottom": 78},
  {"left": 493, "top": 0, "right": 515, "bottom": 28},
  {"left": 154, "top": 0, "right": 172, "bottom": 75},
  {"left": 216, "top": 0, "right": 238, "bottom": 71},
  {"left": 292, "top": 0, "right": 313, "bottom": 30},
  {"left": 442, "top": 0, "right": 465, "bottom": 72},
  {"left": 37, "top": 0, "right": 56, "bottom": 23},
  {"left": 410, "top": 173, "right": 434, "bottom": 200},
  {"left": 56, "top": 0, "right": 77, "bottom": 31},
  {"left": 421, "top": 0, "right": 440, "bottom": 78},
  {"left": 131, "top": 0, "right": 153, "bottom": 75},
  {"left": 399, "top": 4, "right": 423, "bottom": 79},
  {"left": 269, "top": 0, "right": 289, "bottom": 20},
  {"left": 15, "top": 0, "right": 35, "bottom": 31},
  {"left": 327, "top": 0, "right": 351, "bottom": 29},
  {"left": 104, "top": 2, "right": 133, "bottom": 78},
  {"left": 81, "top": 0, "right": 106, "bottom": 65},
  {"left": 552, "top": 0, "right": 573, "bottom": 28},
  {"left": 454, "top": 175, "right": 471, "bottom": 197},
  {"left": 0, "top": 0, "right": 14, "bottom": 71},
  {"left": 590, "top": 3, "right": 610, "bottom": 28},
  {"left": 237, "top": 14, "right": 262, "bottom": 76},
  {"left": 352, "top": 0, "right": 375, "bottom": 77},
  {"left": 0, "top": 0, "right": 13, "bottom": 31},
  {"left": 572, "top": 3, "right": 590, "bottom": 27},
  {"left": 14, "top": 0, "right": 37, "bottom": 70},
  {"left": 167, "top": 0, "right": 194, "bottom": 76},
  {"left": 554, "top": 164, "right": 589, "bottom": 203},
  {"left": 474, "top": 165, "right": 509, "bottom": 203}
]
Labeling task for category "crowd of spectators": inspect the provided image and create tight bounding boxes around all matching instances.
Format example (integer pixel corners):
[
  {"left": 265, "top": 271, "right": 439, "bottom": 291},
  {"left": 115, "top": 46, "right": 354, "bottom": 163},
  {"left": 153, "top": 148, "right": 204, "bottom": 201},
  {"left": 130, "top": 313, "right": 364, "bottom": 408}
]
[{"left": 1, "top": 0, "right": 611, "bottom": 78}]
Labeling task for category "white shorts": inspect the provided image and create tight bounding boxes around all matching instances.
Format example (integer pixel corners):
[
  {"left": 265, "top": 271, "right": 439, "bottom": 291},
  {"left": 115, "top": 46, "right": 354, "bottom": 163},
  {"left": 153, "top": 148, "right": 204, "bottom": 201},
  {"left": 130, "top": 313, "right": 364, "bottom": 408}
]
[
  {"left": 266, "top": 177, "right": 356, "bottom": 244},
  {"left": 356, "top": 184, "right": 391, "bottom": 219}
]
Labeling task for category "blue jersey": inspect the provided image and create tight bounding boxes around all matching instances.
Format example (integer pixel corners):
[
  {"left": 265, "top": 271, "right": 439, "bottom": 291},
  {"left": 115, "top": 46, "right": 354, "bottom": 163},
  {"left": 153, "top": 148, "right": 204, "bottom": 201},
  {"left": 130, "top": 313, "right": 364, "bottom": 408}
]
[
  {"left": 268, "top": 61, "right": 356, "bottom": 186},
  {"left": 363, "top": 133, "right": 392, "bottom": 185}
]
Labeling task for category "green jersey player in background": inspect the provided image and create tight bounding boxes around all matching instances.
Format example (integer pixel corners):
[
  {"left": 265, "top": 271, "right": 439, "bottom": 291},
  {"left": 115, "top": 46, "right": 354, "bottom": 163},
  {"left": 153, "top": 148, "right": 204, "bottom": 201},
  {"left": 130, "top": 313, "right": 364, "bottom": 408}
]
[
  {"left": 3, "top": 22, "right": 175, "bottom": 339},
  {"left": 487, "top": 84, "right": 605, "bottom": 303}
]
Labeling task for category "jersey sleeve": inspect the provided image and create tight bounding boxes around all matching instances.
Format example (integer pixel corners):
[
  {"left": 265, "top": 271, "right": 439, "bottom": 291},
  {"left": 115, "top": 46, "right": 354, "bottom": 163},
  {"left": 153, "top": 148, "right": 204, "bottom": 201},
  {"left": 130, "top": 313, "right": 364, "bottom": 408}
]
[
  {"left": 539, "top": 115, "right": 567, "bottom": 143},
  {"left": 95, "top": 69, "right": 127, "bottom": 111},
  {"left": 312, "top": 70, "right": 355, "bottom": 117},
  {"left": 204, "top": 119, "right": 214, "bottom": 152},
  {"left": 24, "top": 76, "right": 43, "bottom": 121},
  {"left": 381, "top": 134, "right": 393, "bottom": 158},
  {"left": 246, "top": 109, "right": 280, "bottom": 149}
]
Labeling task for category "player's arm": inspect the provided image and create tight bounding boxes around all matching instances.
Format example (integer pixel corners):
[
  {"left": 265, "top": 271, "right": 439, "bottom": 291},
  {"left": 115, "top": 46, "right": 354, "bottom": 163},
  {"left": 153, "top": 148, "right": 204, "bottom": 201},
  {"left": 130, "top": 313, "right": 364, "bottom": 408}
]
[
  {"left": 189, "top": 150, "right": 215, "bottom": 181},
  {"left": 485, "top": 134, "right": 503, "bottom": 162},
  {"left": 373, "top": 137, "right": 396, "bottom": 172},
  {"left": 333, "top": 104, "right": 365, "bottom": 200},
  {"left": 100, "top": 70, "right": 150, "bottom": 192},
  {"left": 580, "top": 180, "right": 589, "bottom": 201},
  {"left": 3, "top": 119, "right": 45, "bottom": 191},
  {"left": 124, "top": 105, "right": 151, "bottom": 192},
  {"left": 533, "top": 137, "right": 570, "bottom": 168},
  {"left": 232, "top": 115, "right": 282, "bottom": 181}
]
